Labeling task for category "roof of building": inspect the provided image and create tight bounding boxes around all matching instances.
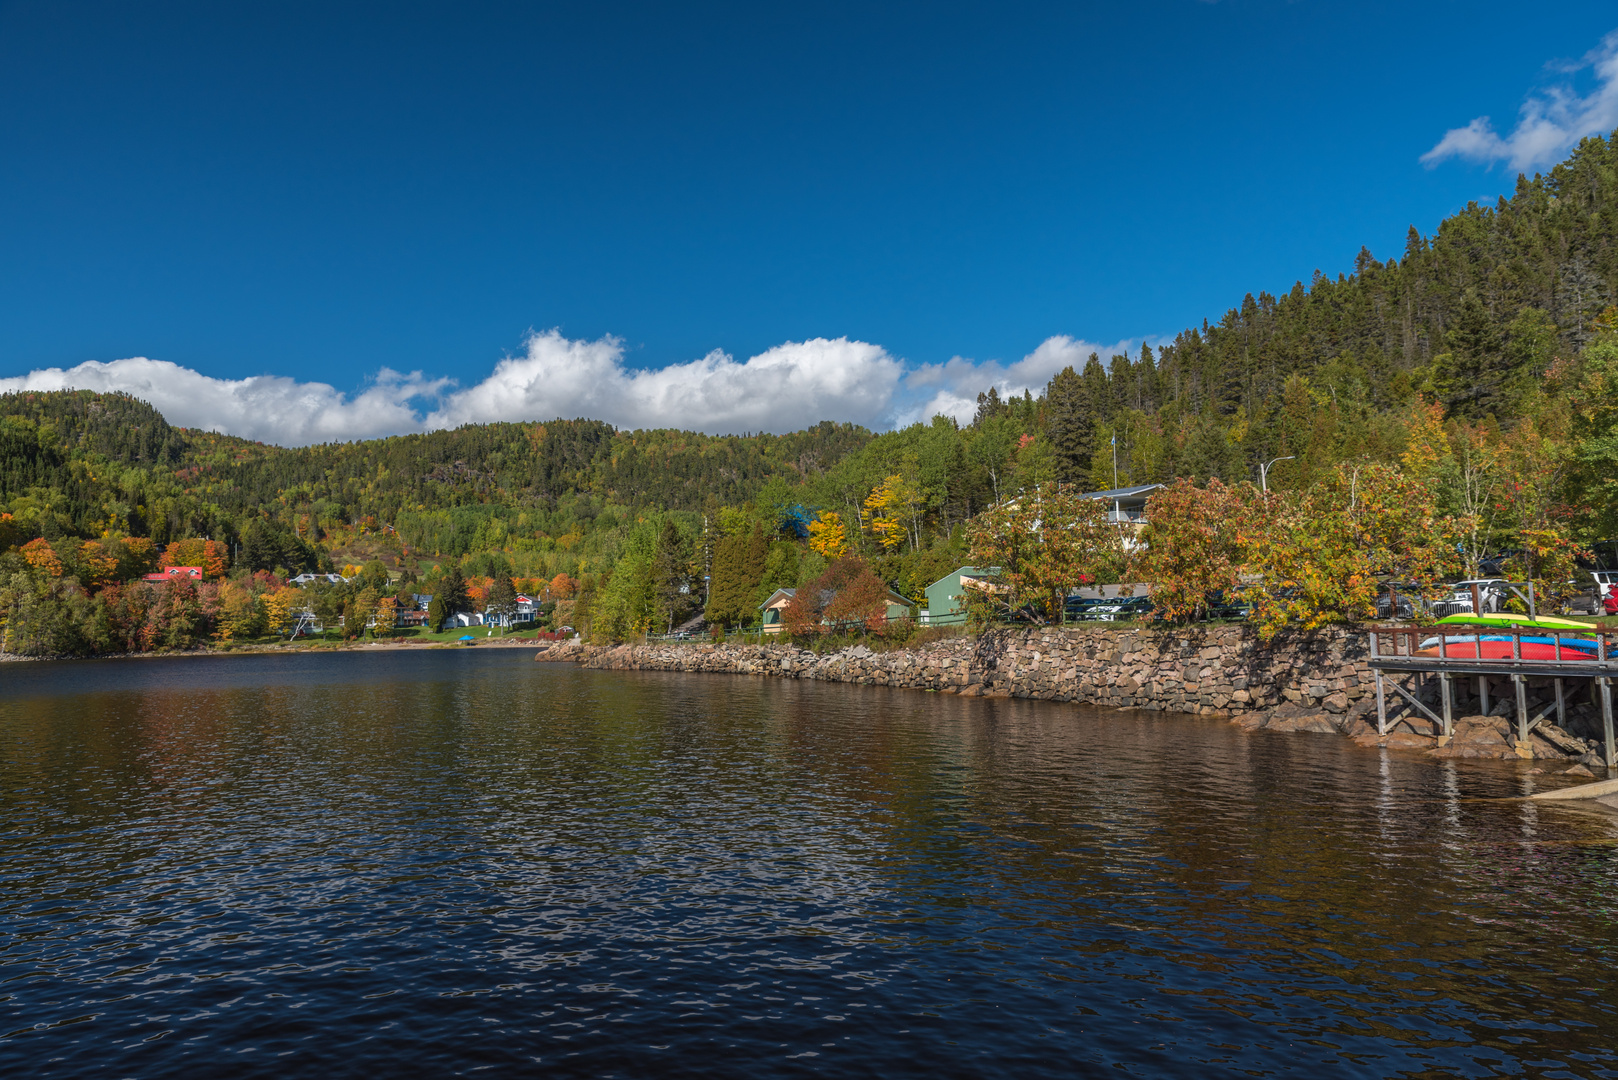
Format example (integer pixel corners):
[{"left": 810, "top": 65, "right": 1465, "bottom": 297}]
[
  {"left": 758, "top": 587, "right": 797, "bottom": 609},
  {"left": 143, "top": 566, "right": 203, "bottom": 582},
  {"left": 1078, "top": 483, "right": 1165, "bottom": 501},
  {"left": 925, "top": 565, "right": 999, "bottom": 591}
]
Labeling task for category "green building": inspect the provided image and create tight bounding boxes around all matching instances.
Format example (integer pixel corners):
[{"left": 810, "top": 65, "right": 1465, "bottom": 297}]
[
  {"left": 924, "top": 566, "right": 999, "bottom": 626},
  {"left": 759, "top": 585, "right": 916, "bottom": 633}
]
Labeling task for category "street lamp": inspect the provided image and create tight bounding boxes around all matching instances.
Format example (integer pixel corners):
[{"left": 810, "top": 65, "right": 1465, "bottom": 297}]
[{"left": 1259, "top": 456, "right": 1294, "bottom": 494}]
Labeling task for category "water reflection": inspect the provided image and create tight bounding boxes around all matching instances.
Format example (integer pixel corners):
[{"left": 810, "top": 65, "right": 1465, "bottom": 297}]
[{"left": 1, "top": 652, "right": 1615, "bottom": 1078}]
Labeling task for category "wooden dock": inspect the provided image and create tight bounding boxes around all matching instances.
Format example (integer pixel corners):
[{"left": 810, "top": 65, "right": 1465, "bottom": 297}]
[{"left": 1368, "top": 626, "right": 1616, "bottom": 768}]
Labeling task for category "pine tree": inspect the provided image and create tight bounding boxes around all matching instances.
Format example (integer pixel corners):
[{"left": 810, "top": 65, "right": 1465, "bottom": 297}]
[
  {"left": 1046, "top": 365, "right": 1093, "bottom": 486},
  {"left": 1181, "top": 412, "right": 1245, "bottom": 484},
  {"left": 1433, "top": 289, "right": 1505, "bottom": 418},
  {"left": 742, "top": 524, "right": 769, "bottom": 617},
  {"left": 438, "top": 566, "right": 468, "bottom": 618},
  {"left": 972, "top": 387, "right": 1006, "bottom": 426},
  {"left": 487, "top": 573, "right": 517, "bottom": 625},
  {"left": 1081, "top": 353, "right": 1111, "bottom": 425},
  {"left": 705, "top": 533, "right": 749, "bottom": 627},
  {"left": 651, "top": 519, "right": 691, "bottom": 632}
]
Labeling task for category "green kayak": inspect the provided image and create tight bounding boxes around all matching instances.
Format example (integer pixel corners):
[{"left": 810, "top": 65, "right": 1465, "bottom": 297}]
[{"left": 1435, "top": 612, "right": 1599, "bottom": 632}]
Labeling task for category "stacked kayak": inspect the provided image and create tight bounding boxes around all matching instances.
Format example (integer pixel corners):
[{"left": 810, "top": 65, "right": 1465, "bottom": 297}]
[
  {"left": 1417, "top": 633, "right": 1599, "bottom": 661},
  {"left": 1435, "top": 613, "right": 1598, "bottom": 632}
]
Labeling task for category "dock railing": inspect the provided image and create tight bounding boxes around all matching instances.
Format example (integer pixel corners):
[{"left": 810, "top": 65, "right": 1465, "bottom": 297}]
[{"left": 1367, "top": 623, "right": 1616, "bottom": 768}]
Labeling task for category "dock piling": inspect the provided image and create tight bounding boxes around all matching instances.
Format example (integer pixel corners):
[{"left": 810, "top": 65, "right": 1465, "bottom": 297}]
[
  {"left": 1440, "top": 672, "right": 1453, "bottom": 739},
  {"left": 1604, "top": 677, "right": 1616, "bottom": 770},
  {"left": 1368, "top": 624, "right": 1618, "bottom": 770},
  {"left": 1514, "top": 675, "right": 1529, "bottom": 745}
]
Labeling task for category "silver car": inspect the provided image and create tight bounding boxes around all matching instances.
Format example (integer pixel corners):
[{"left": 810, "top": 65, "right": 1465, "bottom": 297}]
[{"left": 1431, "top": 579, "right": 1509, "bottom": 618}]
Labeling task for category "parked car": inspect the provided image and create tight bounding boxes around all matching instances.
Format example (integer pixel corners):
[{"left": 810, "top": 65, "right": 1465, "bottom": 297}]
[
  {"left": 1070, "top": 595, "right": 1155, "bottom": 622},
  {"left": 1587, "top": 569, "right": 1618, "bottom": 604},
  {"left": 1374, "top": 586, "right": 1425, "bottom": 620},
  {"left": 1430, "top": 579, "right": 1509, "bottom": 618},
  {"left": 1063, "top": 596, "right": 1115, "bottom": 622},
  {"left": 1205, "top": 589, "right": 1254, "bottom": 621}
]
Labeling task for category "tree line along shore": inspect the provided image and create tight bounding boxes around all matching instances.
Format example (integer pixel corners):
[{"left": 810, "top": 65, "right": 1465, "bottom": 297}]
[{"left": 7, "top": 133, "right": 1618, "bottom": 657}]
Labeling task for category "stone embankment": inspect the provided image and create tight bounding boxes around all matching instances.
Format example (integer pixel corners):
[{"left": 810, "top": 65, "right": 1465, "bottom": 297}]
[{"left": 535, "top": 625, "right": 1611, "bottom": 769}]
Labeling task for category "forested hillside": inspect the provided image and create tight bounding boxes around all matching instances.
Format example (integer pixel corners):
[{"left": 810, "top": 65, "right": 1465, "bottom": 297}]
[
  {"left": 6, "top": 131, "right": 1618, "bottom": 654},
  {"left": 1042, "top": 131, "right": 1616, "bottom": 499}
]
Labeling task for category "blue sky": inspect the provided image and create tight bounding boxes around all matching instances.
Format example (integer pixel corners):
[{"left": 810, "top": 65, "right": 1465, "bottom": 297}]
[{"left": 2, "top": 1, "right": 1616, "bottom": 443}]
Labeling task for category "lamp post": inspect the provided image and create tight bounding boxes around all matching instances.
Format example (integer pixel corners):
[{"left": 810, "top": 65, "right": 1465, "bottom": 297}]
[{"left": 1259, "top": 455, "right": 1294, "bottom": 494}]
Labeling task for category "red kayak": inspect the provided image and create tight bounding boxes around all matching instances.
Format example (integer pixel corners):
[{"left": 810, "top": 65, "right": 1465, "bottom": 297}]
[{"left": 1416, "top": 634, "right": 1599, "bottom": 661}]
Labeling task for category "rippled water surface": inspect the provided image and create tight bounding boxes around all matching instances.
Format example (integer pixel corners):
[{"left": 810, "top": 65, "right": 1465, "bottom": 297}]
[{"left": 3, "top": 650, "right": 1617, "bottom": 1078}]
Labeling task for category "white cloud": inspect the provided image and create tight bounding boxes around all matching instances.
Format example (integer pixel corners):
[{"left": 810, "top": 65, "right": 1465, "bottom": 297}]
[
  {"left": 0, "top": 358, "right": 446, "bottom": 444},
  {"left": 896, "top": 334, "right": 1137, "bottom": 426},
  {"left": 0, "top": 330, "right": 1146, "bottom": 445},
  {"left": 425, "top": 330, "right": 905, "bottom": 434},
  {"left": 1422, "top": 30, "right": 1618, "bottom": 171}
]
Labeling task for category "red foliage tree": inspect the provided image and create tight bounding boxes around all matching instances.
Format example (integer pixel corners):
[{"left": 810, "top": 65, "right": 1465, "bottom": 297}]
[{"left": 783, "top": 557, "right": 890, "bottom": 635}]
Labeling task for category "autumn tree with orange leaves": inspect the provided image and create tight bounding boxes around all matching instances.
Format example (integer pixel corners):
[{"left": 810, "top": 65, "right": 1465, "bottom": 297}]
[{"left": 782, "top": 557, "right": 892, "bottom": 635}]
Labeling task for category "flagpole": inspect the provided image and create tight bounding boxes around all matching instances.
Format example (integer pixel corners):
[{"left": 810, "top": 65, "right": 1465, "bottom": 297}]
[{"left": 1111, "top": 431, "right": 1118, "bottom": 490}]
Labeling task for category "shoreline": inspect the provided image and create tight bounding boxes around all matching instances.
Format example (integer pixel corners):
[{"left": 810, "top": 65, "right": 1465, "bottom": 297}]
[
  {"left": 537, "top": 627, "right": 1615, "bottom": 775},
  {"left": 0, "top": 636, "right": 551, "bottom": 664}
]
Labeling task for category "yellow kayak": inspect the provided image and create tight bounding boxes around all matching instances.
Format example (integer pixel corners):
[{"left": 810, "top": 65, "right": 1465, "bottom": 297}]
[{"left": 1436, "top": 612, "right": 1598, "bottom": 632}]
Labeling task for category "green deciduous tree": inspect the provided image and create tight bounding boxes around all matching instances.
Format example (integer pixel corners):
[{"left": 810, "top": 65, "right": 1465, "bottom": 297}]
[{"left": 965, "top": 483, "right": 1126, "bottom": 621}]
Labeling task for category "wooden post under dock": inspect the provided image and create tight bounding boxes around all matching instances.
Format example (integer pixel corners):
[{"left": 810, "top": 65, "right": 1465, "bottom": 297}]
[{"left": 1369, "top": 624, "right": 1618, "bottom": 770}]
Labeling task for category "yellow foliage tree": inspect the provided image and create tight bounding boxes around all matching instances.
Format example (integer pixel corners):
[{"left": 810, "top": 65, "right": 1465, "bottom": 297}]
[
  {"left": 215, "top": 582, "right": 265, "bottom": 641},
  {"left": 1400, "top": 395, "right": 1450, "bottom": 476},
  {"left": 263, "top": 589, "right": 297, "bottom": 635},
  {"left": 863, "top": 473, "right": 923, "bottom": 552},
  {"left": 375, "top": 595, "right": 397, "bottom": 633},
  {"left": 78, "top": 540, "right": 119, "bottom": 586},
  {"left": 807, "top": 512, "right": 848, "bottom": 558}
]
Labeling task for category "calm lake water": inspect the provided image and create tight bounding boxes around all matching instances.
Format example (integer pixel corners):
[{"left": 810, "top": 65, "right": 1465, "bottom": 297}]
[{"left": 2, "top": 650, "right": 1616, "bottom": 1078}]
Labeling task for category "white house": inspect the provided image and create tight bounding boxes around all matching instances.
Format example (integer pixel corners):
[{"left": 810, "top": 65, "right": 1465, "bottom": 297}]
[{"left": 291, "top": 573, "right": 349, "bottom": 586}]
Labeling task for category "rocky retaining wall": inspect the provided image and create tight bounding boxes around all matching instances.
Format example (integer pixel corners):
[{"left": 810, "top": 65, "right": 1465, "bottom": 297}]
[{"left": 537, "top": 625, "right": 1610, "bottom": 769}]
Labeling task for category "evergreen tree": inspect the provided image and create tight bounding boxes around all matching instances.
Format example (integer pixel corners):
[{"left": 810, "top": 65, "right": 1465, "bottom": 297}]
[
  {"left": 438, "top": 566, "right": 469, "bottom": 618},
  {"left": 1181, "top": 412, "right": 1245, "bottom": 484},
  {"left": 651, "top": 519, "right": 692, "bottom": 632},
  {"left": 487, "top": 573, "right": 517, "bottom": 625},
  {"left": 705, "top": 532, "right": 750, "bottom": 627},
  {"left": 1045, "top": 365, "right": 1093, "bottom": 485},
  {"left": 1433, "top": 289, "right": 1505, "bottom": 417},
  {"left": 972, "top": 386, "right": 1006, "bottom": 426},
  {"left": 704, "top": 524, "right": 771, "bottom": 626},
  {"left": 1081, "top": 353, "right": 1112, "bottom": 425},
  {"left": 240, "top": 520, "right": 278, "bottom": 573}
]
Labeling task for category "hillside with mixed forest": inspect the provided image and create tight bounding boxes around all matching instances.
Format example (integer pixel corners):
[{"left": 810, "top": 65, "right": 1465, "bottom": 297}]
[{"left": 7, "top": 131, "right": 1618, "bottom": 654}]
